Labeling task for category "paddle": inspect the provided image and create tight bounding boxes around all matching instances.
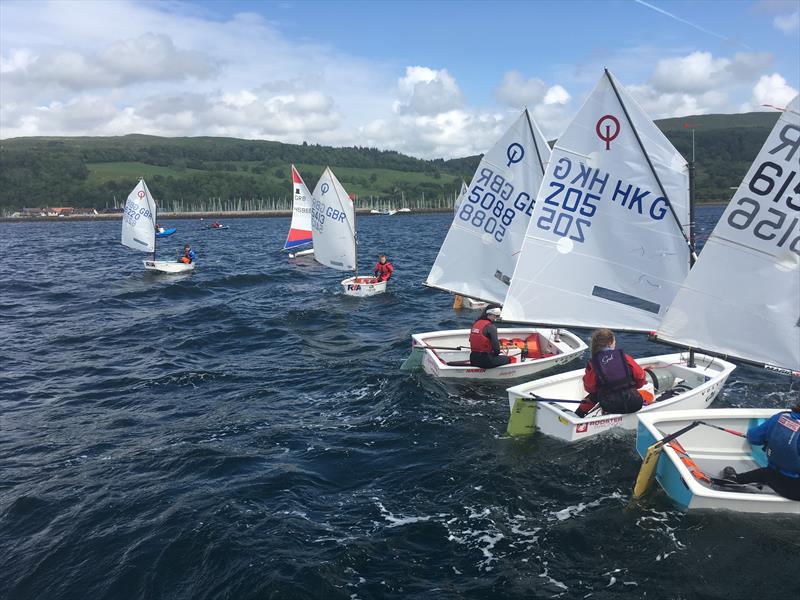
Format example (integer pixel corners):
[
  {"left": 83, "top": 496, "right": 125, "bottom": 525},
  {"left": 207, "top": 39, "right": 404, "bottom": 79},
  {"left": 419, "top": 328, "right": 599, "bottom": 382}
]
[{"left": 632, "top": 420, "right": 704, "bottom": 499}]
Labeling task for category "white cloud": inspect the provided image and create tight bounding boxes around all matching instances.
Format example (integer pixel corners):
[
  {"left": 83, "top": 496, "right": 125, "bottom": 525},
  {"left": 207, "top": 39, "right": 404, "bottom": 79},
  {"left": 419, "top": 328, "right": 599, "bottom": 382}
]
[
  {"left": 394, "top": 66, "right": 463, "bottom": 116},
  {"left": 495, "top": 71, "right": 548, "bottom": 107},
  {"left": 649, "top": 51, "right": 772, "bottom": 94},
  {"left": 774, "top": 11, "right": 800, "bottom": 33},
  {"left": 746, "top": 73, "right": 799, "bottom": 110},
  {"left": 627, "top": 84, "right": 730, "bottom": 118}
]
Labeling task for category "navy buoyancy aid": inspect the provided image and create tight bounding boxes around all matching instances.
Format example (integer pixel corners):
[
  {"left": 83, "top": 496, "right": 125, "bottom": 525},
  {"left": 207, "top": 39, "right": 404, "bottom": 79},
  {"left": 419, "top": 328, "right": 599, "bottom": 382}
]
[
  {"left": 469, "top": 319, "right": 493, "bottom": 353},
  {"left": 591, "top": 349, "right": 636, "bottom": 392},
  {"left": 766, "top": 413, "right": 800, "bottom": 477}
]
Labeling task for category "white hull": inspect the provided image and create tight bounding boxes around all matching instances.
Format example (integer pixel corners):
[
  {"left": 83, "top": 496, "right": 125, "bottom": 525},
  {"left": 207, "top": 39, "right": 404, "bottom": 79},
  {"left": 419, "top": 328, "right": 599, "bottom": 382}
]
[
  {"left": 288, "top": 248, "right": 314, "bottom": 258},
  {"left": 341, "top": 276, "right": 387, "bottom": 297},
  {"left": 506, "top": 353, "right": 735, "bottom": 441},
  {"left": 411, "top": 328, "right": 587, "bottom": 382},
  {"left": 637, "top": 409, "right": 800, "bottom": 514},
  {"left": 144, "top": 260, "right": 195, "bottom": 273}
]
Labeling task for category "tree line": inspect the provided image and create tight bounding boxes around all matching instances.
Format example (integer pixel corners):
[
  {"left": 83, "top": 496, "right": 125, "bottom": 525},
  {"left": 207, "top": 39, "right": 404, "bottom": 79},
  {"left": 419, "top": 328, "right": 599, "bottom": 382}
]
[{"left": 0, "top": 112, "right": 779, "bottom": 213}]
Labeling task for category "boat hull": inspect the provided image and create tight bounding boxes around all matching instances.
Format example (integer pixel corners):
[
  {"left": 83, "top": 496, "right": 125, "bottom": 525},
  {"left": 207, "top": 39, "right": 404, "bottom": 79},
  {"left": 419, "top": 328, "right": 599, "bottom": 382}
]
[
  {"left": 411, "top": 328, "right": 587, "bottom": 382},
  {"left": 506, "top": 353, "right": 735, "bottom": 441},
  {"left": 155, "top": 227, "right": 177, "bottom": 237},
  {"left": 143, "top": 260, "right": 195, "bottom": 273},
  {"left": 341, "top": 276, "right": 387, "bottom": 297},
  {"left": 288, "top": 248, "right": 314, "bottom": 258},
  {"left": 636, "top": 408, "right": 800, "bottom": 514}
]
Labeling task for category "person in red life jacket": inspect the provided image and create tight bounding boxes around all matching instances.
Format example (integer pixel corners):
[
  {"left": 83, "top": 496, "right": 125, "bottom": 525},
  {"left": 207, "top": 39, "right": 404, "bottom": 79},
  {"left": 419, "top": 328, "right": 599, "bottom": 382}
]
[
  {"left": 469, "top": 306, "right": 511, "bottom": 369},
  {"left": 720, "top": 402, "right": 800, "bottom": 500},
  {"left": 373, "top": 254, "right": 393, "bottom": 283},
  {"left": 575, "top": 328, "right": 646, "bottom": 418}
]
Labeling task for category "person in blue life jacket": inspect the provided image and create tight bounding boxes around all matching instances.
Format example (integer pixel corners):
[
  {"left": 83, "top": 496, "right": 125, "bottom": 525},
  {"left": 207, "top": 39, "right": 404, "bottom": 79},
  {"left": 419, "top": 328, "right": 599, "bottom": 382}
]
[
  {"left": 721, "top": 402, "right": 800, "bottom": 500},
  {"left": 575, "top": 328, "right": 646, "bottom": 418},
  {"left": 178, "top": 244, "right": 197, "bottom": 264},
  {"left": 469, "top": 306, "right": 511, "bottom": 369}
]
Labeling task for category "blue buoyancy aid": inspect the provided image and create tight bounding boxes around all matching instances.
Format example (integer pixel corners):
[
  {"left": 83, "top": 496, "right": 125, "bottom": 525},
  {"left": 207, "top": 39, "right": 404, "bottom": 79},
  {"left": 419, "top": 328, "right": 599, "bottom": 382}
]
[
  {"left": 767, "top": 412, "right": 800, "bottom": 477},
  {"left": 591, "top": 349, "right": 635, "bottom": 392}
]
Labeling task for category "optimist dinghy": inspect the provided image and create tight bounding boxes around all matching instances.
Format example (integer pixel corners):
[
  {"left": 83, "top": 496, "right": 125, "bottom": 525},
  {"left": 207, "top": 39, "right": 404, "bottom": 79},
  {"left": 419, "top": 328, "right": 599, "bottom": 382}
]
[
  {"left": 635, "top": 409, "right": 800, "bottom": 514},
  {"left": 506, "top": 353, "right": 735, "bottom": 440},
  {"left": 285, "top": 165, "right": 314, "bottom": 258},
  {"left": 502, "top": 69, "right": 737, "bottom": 438},
  {"left": 122, "top": 179, "right": 194, "bottom": 274},
  {"left": 402, "top": 108, "right": 587, "bottom": 379},
  {"left": 411, "top": 327, "right": 586, "bottom": 382},
  {"left": 155, "top": 227, "right": 176, "bottom": 237},
  {"left": 311, "top": 167, "right": 387, "bottom": 297}
]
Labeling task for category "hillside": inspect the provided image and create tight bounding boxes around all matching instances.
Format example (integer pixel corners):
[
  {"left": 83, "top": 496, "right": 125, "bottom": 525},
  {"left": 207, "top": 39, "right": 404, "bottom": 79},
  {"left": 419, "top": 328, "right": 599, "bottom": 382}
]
[{"left": 0, "top": 111, "right": 780, "bottom": 213}]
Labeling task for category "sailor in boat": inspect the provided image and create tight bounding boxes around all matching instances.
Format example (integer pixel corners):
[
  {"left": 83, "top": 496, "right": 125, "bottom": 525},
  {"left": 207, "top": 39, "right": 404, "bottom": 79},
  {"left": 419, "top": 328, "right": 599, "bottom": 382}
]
[
  {"left": 179, "top": 244, "right": 197, "bottom": 264},
  {"left": 469, "top": 307, "right": 511, "bottom": 369},
  {"left": 575, "top": 329, "right": 646, "bottom": 418},
  {"left": 212, "top": 221, "right": 222, "bottom": 228},
  {"left": 155, "top": 223, "right": 165, "bottom": 234},
  {"left": 372, "top": 254, "right": 393, "bottom": 283},
  {"left": 721, "top": 402, "right": 800, "bottom": 501}
]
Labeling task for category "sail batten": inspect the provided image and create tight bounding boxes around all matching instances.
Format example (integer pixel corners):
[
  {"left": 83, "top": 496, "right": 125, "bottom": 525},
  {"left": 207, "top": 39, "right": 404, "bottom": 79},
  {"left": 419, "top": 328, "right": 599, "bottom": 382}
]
[
  {"left": 426, "top": 109, "right": 551, "bottom": 304},
  {"left": 656, "top": 95, "right": 800, "bottom": 374},
  {"left": 502, "top": 70, "right": 691, "bottom": 331}
]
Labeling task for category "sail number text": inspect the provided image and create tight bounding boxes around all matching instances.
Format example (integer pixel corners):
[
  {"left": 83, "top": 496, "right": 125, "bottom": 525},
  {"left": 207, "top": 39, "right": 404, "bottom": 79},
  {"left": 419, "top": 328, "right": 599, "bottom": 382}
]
[
  {"left": 457, "top": 167, "right": 535, "bottom": 242},
  {"left": 123, "top": 200, "right": 152, "bottom": 227},
  {"left": 311, "top": 198, "right": 347, "bottom": 234},
  {"left": 535, "top": 157, "right": 670, "bottom": 243},
  {"left": 725, "top": 122, "right": 800, "bottom": 256}
]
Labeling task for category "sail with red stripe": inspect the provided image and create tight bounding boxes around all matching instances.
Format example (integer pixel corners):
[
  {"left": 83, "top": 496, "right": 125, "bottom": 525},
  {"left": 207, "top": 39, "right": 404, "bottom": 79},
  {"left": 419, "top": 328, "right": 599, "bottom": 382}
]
[{"left": 284, "top": 165, "right": 313, "bottom": 250}]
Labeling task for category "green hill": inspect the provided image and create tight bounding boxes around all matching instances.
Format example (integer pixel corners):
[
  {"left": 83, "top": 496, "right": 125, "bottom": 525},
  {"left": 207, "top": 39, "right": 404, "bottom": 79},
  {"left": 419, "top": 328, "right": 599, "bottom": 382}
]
[{"left": 0, "top": 111, "right": 781, "bottom": 214}]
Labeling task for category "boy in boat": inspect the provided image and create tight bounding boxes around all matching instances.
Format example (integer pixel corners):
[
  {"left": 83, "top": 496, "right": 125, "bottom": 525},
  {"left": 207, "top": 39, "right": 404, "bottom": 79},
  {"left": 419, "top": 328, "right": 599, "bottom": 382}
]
[
  {"left": 155, "top": 223, "right": 165, "bottom": 234},
  {"left": 721, "top": 402, "right": 800, "bottom": 501},
  {"left": 575, "top": 328, "right": 646, "bottom": 418},
  {"left": 373, "top": 254, "right": 393, "bottom": 283},
  {"left": 178, "top": 244, "right": 197, "bottom": 264},
  {"left": 469, "top": 306, "right": 511, "bottom": 369}
]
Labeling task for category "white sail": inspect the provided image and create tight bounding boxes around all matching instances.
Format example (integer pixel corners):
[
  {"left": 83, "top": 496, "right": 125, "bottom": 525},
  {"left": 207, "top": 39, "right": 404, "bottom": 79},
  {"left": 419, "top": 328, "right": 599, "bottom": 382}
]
[
  {"left": 121, "top": 179, "right": 157, "bottom": 253},
  {"left": 502, "top": 70, "right": 691, "bottom": 332},
  {"left": 284, "top": 165, "right": 314, "bottom": 250},
  {"left": 657, "top": 95, "right": 800, "bottom": 373},
  {"left": 311, "top": 167, "right": 357, "bottom": 271},
  {"left": 426, "top": 109, "right": 551, "bottom": 304},
  {"left": 453, "top": 180, "right": 468, "bottom": 214}
]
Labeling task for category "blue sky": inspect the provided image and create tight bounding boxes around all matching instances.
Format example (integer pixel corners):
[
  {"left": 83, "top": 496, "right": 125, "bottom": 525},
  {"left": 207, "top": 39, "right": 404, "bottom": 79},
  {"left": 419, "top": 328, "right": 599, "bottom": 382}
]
[{"left": 1, "top": 0, "right": 797, "bottom": 157}]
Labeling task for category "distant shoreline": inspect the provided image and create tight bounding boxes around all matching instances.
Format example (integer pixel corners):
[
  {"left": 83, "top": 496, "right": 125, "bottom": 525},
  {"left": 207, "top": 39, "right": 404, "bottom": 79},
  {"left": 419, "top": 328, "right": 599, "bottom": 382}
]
[
  {"left": 0, "top": 200, "right": 732, "bottom": 223},
  {"left": 0, "top": 207, "right": 456, "bottom": 223}
]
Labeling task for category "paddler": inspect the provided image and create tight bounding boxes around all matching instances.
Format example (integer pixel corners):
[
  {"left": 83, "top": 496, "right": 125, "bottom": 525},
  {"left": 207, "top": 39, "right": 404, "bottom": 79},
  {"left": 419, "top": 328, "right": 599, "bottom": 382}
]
[
  {"left": 373, "top": 254, "right": 393, "bottom": 283},
  {"left": 468, "top": 306, "right": 511, "bottom": 369},
  {"left": 721, "top": 401, "right": 800, "bottom": 500},
  {"left": 575, "top": 328, "right": 646, "bottom": 418}
]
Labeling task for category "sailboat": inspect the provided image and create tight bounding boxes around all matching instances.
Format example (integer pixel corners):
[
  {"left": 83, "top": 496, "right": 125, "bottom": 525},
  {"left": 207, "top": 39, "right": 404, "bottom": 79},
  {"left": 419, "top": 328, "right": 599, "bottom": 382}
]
[
  {"left": 502, "top": 69, "right": 735, "bottom": 440},
  {"left": 121, "top": 179, "right": 194, "bottom": 273},
  {"left": 453, "top": 180, "right": 468, "bottom": 214},
  {"left": 632, "top": 94, "right": 800, "bottom": 512},
  {"left": 402, "top": 109, "right": 587, "bottom": 381},
  {"left": 285, "top": 165, "right": 314, "bottom": 258},
  {"left": 311, "top": 167, "right": 386, "bottom": 297}
]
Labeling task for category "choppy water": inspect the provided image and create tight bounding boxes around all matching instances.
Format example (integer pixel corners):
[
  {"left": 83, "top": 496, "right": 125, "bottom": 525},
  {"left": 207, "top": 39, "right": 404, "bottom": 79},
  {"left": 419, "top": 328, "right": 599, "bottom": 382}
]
[{"left": 1, "top": 208, "right": 798, "bottom": 600}]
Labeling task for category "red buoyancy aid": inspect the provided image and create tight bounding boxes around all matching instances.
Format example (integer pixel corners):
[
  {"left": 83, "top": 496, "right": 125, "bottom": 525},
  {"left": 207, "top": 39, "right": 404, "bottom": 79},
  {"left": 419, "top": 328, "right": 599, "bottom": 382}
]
[
  {"left": 469, "top": 319, "right": 493, "bottom": 353},
  {"left": 374, "top": 261, "right": 393, "bottom": 281}
]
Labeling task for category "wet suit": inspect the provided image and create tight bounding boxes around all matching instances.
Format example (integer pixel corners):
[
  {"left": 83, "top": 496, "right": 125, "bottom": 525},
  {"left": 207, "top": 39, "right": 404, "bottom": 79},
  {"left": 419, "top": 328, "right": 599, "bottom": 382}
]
[
  {"left": 179, "top": 249, "right": 197, "bottom": 264},
  {"left": 469, "top": 318, "right": 511, "bottom": 369}
]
